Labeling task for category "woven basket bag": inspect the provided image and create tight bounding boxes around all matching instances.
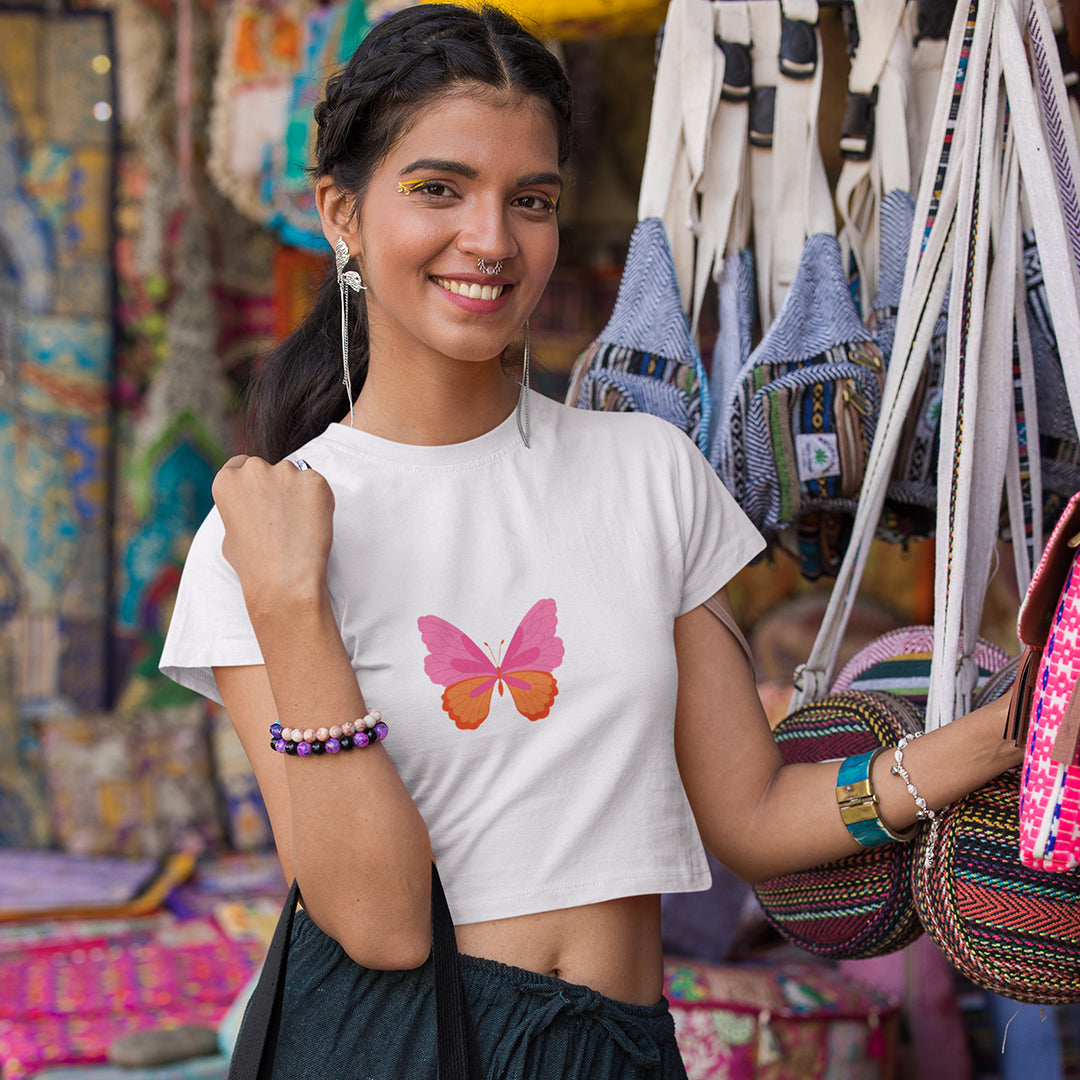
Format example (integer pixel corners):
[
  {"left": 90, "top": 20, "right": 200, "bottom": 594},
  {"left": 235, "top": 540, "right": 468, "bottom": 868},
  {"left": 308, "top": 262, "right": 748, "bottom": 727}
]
[
  {"left": 753, "top": 690, "right": 925, "bottom": 959},
  {"left": 911, "top": 767, "right": 1080, "bottom": 1004}
]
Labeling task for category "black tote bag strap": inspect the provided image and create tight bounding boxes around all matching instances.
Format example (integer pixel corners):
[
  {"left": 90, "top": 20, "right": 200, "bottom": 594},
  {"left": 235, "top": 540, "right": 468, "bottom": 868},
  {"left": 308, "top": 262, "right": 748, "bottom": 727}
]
[
  {"left": 227, "top": 878, "right": 299, "bottom": 1080},
  {"left": 227, "top": 864, "right": 481, "bottom": 1080},
  {"left": 431, "top": 863, "right": 483, "bottom": 1078}
]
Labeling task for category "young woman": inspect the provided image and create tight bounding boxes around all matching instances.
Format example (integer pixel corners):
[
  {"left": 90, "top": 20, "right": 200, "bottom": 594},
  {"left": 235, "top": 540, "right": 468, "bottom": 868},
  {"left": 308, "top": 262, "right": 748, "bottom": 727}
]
[{"left": 161, "top": 5, "right": 1022, "bottom": 1076}]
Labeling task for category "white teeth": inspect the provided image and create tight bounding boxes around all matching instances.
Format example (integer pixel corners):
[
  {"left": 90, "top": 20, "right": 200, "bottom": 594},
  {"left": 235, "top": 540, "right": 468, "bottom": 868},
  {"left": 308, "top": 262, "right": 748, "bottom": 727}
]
[{"left": 434, "top": 277, "right": 504, "bottom": 300}]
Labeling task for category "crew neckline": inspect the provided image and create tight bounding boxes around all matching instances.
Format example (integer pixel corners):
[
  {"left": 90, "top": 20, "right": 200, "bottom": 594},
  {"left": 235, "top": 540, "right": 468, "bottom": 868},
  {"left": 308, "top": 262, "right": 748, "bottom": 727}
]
[{"left": 315, "top": 390, "right": 544, "bottom": 467}]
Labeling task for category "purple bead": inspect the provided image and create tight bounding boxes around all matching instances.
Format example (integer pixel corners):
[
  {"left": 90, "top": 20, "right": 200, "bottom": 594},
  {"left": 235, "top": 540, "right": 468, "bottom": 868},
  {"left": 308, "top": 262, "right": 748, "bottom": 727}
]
[
  {"left": 325, "top": 738, "right": 341, "bottom": 754},
  {"left": 373, "top": 722, "right": 388, "bottom": 742},
  {"left": 270, "top": 722, "right": 283, "bottom": 738},
  {"left": 296, "top": 741, "right": 312, "bottom": 756},
  {"left": 273, "top": 738, "right": 288, "bottom": 754},
  {"left": 354, "top": 731, "right": 370, "bottom": 748}
]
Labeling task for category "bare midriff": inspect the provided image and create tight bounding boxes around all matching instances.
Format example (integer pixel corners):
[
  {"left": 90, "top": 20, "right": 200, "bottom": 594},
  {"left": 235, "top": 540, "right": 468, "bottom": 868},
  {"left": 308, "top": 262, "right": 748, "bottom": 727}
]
[{"left": 453, "top": 893, "right": 665, "bottom": 1005}]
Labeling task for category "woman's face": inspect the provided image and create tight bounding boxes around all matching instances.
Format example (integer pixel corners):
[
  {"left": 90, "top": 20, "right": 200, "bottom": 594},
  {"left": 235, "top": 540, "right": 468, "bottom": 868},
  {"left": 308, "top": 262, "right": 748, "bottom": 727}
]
[{"left": 349, "top": 89, "right": 562, "bottom": 372}]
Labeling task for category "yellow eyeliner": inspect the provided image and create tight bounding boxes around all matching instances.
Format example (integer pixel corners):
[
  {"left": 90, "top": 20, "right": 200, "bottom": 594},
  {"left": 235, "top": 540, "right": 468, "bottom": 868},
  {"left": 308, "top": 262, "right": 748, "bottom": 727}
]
[{"left": 397, "top": 178, "right": 431, "bottom": 193}]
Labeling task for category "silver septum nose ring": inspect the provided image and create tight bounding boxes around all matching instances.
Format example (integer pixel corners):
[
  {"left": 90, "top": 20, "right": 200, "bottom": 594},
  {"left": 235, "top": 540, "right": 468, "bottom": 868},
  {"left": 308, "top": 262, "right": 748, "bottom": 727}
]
[{"left": 477, "top": 258, "right": 503, "bottom": 275}]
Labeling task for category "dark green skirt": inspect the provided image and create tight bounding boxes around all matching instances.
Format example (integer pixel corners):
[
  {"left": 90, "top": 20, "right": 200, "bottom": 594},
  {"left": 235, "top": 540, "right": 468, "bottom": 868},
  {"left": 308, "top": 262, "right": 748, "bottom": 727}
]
[{"left": 264, "top": 908, "right": 688, "bottom": 1079}]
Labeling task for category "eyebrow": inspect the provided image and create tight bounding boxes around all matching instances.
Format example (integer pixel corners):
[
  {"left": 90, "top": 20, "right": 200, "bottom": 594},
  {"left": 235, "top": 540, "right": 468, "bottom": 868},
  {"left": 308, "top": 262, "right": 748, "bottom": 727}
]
[{"left": 399, "top": 159, "right": 563, "bottom": 191}]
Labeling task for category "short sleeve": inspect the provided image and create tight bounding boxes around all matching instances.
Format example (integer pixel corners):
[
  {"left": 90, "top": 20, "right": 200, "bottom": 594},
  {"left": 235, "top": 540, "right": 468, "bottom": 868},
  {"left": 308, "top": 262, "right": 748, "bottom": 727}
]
[
  {"left": 667, "top": 426, "right": 766, "bottom": 615},
  {"left": 159, "top": 508, "right": 264, "bottom": 705}
]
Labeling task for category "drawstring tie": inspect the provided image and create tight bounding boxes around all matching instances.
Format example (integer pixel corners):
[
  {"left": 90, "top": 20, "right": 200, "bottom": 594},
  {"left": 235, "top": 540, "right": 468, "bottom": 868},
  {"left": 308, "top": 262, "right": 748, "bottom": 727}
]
[{"left": 513, "top": 979, "right": 662, "bottom": 1068}]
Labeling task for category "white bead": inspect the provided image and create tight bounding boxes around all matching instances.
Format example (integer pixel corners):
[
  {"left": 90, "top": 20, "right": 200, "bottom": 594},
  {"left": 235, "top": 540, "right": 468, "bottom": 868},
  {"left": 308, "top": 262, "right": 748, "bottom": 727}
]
[{"left": 329, "top": 726, "right": 343, "bottom": 740}]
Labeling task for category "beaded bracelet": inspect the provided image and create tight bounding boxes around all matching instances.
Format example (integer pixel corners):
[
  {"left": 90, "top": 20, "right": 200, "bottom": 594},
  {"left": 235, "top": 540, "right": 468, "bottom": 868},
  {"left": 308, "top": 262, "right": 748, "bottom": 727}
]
[
  {"left": 270, "top": 711, "right": 388, "bottom": 757},
  {"left": 836, "top": 749, "right": 920, "bottom": 847},
  {"left": 891, "top": 733, "right": 945, "bottom": 868}
]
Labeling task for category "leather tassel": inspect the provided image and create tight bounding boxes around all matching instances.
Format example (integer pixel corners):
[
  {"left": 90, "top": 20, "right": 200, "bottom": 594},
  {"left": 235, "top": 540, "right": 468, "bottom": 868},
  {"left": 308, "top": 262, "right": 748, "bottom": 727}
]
[{"left": 1005, "top": 645, "right": 1040, "bottom": 746}]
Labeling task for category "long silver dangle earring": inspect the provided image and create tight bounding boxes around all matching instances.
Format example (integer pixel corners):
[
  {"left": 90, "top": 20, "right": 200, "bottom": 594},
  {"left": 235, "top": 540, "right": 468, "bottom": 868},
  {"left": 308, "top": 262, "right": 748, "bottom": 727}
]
[
  {"left": 517, "top": 320, "right": 531, "bottom": 449},
  {"left": 335, "top": 236, "right": 366, "bottom": 427}
]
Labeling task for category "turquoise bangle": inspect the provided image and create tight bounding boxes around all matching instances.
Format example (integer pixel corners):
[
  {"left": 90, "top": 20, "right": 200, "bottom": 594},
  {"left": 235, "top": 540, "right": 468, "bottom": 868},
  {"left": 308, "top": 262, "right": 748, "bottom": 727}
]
[{"left": 836, "top": 749, "right": 919, "bottom": 847}]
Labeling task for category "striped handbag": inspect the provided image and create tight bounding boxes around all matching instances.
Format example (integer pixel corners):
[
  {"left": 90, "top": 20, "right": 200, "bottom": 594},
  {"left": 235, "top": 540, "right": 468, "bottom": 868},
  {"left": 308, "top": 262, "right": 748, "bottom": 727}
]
[{"left": 752, "top": 690, "right": 925, "bottom": 959}]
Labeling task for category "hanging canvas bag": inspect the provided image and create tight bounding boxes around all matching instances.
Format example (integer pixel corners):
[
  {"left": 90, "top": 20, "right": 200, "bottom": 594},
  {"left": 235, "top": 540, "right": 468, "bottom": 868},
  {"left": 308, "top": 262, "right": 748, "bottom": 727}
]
[
  {"left": 718, "top": 233, "right": 884, "bottom": 580},
  {"left": 1011, "top": 490, "right": 1080, "bottom": 872},
  {"left": 566, "top": 217, "right": 713, "bottom": 455}
]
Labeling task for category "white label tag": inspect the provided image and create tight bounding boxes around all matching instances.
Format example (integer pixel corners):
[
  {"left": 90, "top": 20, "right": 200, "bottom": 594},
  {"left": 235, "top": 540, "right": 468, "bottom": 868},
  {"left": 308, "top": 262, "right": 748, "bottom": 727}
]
[
  {"left": 916, "top": 387, "right": 943, "bottom": 441},
  {"left": 796, "top": 432, "right": 840, "bottom": 480}
]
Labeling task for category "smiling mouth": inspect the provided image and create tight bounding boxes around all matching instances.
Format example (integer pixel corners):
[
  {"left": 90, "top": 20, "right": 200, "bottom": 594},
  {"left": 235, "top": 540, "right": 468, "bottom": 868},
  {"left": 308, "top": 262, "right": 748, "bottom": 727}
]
[{"left": 433, "top": 276, "right": 506, "bottom": 300}]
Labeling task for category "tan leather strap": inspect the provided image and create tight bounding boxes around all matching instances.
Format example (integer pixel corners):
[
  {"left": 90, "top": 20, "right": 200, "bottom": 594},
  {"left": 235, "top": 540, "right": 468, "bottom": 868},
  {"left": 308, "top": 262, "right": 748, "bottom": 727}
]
[
  {"left": 1052, "top": 678, "right": 1080, "bottom": 767},
  {"left": 702, "top": 594, "right": 755, "bottom": 675}
]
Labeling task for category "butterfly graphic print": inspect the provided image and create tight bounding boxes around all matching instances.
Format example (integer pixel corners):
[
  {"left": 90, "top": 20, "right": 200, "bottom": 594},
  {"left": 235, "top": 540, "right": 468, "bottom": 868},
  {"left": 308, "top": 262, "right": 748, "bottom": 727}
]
[{"left": 417, "top": 599, "right": 564, "bottom": 730}]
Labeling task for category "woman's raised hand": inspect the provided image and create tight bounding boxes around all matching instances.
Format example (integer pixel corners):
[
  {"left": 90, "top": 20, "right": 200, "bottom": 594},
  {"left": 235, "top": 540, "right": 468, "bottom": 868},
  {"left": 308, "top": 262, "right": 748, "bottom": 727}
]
[{"left": 212, "top": 455, "right": 336, "bottom": 613}]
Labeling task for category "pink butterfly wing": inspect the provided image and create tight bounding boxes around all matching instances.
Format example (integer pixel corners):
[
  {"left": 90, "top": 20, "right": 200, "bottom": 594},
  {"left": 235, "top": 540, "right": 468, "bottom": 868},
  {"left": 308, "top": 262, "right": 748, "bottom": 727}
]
[
  {"left": 500, "top": 598, "right": 564, "bottom": 676},
  {"left": 417, "top": 615, "right": 497, "bottom": 686}
]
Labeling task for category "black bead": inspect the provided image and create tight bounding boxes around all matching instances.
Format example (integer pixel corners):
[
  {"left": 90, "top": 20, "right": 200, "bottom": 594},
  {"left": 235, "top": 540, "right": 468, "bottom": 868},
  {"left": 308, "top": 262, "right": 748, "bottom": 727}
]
[
  {"left": 339, "top": 735, "right": 353, "bottom": 749},
  {"left": 285, "top": 742, "right": 298, "bottom": 755},
  {"left": 311, "top": 740, "right": 325, "bottom": 754}
]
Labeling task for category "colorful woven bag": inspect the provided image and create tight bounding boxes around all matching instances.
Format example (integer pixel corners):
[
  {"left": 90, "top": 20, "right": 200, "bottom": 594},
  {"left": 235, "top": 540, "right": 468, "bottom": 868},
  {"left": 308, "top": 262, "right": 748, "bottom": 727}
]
[
  {"left": 911, "top": 766, "right": 1080, "bottom": 1005},
  {"left": 1011, "top": 490, "right": 1080, "bottom": 872},
  {"left": 907, "top": 642, "right": 1080, "bottom": 1006},
  {"left": 752, "top": 690, "right": 924, "bottom": 959},
  {"left": 830, "top": 624, "right": 1011, "bottom": 707}
]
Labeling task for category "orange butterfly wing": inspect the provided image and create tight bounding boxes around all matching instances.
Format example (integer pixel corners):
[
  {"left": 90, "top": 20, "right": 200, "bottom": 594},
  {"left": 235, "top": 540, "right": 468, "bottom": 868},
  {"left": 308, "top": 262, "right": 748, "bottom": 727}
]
[
  {"left": 504, "top": 671, "right": 559, "bottom": 722},
  {"left": 441, "top": 676, "right": 497, "bottom": 730}
]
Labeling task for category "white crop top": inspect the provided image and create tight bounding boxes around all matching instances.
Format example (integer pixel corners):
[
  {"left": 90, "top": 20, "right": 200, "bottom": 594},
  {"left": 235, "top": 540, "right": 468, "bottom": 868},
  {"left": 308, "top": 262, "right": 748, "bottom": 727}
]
[{"left": 160, "top": 392, "right": 765, "bottom": 923}]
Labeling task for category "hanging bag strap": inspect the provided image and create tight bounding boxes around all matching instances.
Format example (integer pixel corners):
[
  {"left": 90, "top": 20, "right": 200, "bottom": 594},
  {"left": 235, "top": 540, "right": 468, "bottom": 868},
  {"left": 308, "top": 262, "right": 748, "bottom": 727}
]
[
  {"left": 770, "top": 0, "right": 833, "bottom": 315},
  {"left": 788, "top": 0, "right": 978, "bottom": 710},
  {"left": 924, "top": 0, "right": 997, "bottom": 734},
  {"left": 690, "top": 0, "right": 751, "bottom": 338},
  {"left": 228, "top": 864, "right": 481, "bottom": 1080},
  {"left": 748, "top": 0, "right": 782, "bottom": 329},
  {"left": 834, "top": 0, "right": 911, "bottom": 312},
  {"left": 638, "top": 0, "right": 718, "bottom": 307}
]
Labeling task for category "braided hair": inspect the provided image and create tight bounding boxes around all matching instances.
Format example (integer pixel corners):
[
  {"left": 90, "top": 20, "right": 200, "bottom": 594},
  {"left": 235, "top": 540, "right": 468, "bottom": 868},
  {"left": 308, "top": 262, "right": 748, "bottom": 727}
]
[{"left": 247, "top": 3, "right": 574, "bottom": 462}]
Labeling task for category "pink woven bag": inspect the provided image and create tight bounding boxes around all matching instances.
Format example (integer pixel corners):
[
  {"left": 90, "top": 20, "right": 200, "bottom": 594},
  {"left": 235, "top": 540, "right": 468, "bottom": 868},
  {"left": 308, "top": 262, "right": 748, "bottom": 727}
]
[{"left": 1012, "top": 491, "right": 1080, "bottom": 871}]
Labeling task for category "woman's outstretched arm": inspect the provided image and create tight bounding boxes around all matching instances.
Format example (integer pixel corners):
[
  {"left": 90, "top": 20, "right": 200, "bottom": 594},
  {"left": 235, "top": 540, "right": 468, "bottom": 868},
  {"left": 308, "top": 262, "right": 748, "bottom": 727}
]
[
  {"left": 674, "top": 590, "right": 1023, "bottom": 883},
  {"left": 212, "top": 455, "right": 433, "bottom": 970}
]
